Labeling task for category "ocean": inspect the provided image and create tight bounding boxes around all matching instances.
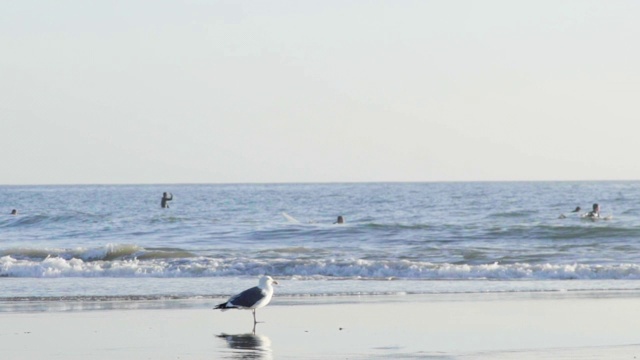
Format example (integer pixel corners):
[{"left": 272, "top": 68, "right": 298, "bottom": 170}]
[{"left": 2, "top": 182, "right": 640, "bottom": 309}]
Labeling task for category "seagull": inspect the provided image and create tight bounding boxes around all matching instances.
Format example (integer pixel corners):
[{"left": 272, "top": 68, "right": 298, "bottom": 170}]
[{"left": 214, "top": 276, "right": 278, "bottom": 325}]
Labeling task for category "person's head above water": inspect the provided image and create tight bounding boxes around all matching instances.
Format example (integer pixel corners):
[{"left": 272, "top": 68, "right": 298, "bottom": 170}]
[
  {"left": 10, "top": 209, "right": 17, "bottom": 215},
  {"left": 335, "top": 216, "right": 344, "bottom": 224},
  {"left": 592, "top": 203, "right": 600, "bottom": 212},
  {"left": 572, "top": 206, "right": 581, "bottom": 212}
]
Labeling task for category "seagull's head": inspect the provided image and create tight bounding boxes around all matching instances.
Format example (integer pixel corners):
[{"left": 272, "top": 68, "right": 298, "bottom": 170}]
[{"left": 259, "top": 275, "right": 278, "bottom": 288}]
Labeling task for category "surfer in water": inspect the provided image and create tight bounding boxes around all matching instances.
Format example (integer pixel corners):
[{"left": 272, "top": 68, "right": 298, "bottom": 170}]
[
  {"left": 559, "top": 206, "right": 581, "bottom": 219},
  {"left": 586, "top": 203, "right": 600, "bottom": 219},
  {"left": 334, "top": 216, "right": 345, "bottom": 224},
  {"left": 161, "top": 192, "right": 173, "bottom": 208}
]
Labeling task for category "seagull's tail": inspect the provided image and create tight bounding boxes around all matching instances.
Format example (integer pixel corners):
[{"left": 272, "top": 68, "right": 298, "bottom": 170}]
[{"left": 213, "top": 302, "right": 233, "bottom": 312}]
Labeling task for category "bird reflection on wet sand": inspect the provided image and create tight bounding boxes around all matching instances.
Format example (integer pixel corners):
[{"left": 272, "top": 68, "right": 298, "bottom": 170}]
[{"left": 217, "top": 333, "right": 272, "bottom": 359}]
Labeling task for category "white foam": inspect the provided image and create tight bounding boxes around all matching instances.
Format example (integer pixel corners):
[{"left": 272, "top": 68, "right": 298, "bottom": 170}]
[{"left": 3, "top": 255, "right": 640, "bottom": 280}]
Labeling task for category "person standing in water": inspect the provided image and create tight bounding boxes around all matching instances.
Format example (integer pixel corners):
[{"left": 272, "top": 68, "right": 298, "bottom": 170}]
[{"left": 161, "top": 192, "right": 173, "bottom": 208}]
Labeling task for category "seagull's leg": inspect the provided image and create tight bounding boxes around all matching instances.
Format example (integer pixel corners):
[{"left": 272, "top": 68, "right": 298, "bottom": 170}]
[
  {"left": 252, "top": 322, "right": 256, "bottom": 335},
  {"left": 253, "top": 309, "right": 257, "bottom": 324}
]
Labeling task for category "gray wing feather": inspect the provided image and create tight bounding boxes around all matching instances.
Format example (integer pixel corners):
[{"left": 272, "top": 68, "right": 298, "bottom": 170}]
[{"left": 228, "top": 286, "right": 266, "bottom": 308}]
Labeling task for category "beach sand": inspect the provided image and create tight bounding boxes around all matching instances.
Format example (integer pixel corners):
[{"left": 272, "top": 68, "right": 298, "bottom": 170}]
[{"left": 2, "top": 291, "right": 640, "bottom": 359}]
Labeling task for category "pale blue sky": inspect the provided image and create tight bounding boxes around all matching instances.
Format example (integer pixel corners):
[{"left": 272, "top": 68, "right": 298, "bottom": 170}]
[{"left": 1, "top": 1, "right": 638, "bottom": 185}]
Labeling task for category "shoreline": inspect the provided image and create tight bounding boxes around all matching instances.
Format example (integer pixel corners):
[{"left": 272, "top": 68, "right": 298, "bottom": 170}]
[
  {"left": 4, "top": 286, "right": 640, "bottom": 313},
  {"left": 2, "top": 291, "right": 640, "bottom": 359},
  {"left": 3, "top": 277, "right": 640, "bottom": 308}
]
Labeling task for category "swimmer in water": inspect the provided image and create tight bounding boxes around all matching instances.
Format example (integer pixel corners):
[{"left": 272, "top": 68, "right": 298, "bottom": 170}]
[
  {"left": 559, "top": 206, "right": 581, "bottom": 219},
  {"left": 586, "top": 203, "right": 600, "bottom": 218},
  {"left": 161, "top": 192, "right": 173, "bottom": 208},
  {"left": 10, "top": 209, "right": 17, "bottom": 215},
  {"left": 334, "top": 216, "right": 344, "bottom": 224}
]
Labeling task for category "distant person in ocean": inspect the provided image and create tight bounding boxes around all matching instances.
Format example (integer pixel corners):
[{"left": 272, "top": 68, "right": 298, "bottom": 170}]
[
  {"left": 559, "top": 206, "right": 581, "bottom": 219},
  {"left": 10, "top": 209, "right": 17, "bottom": 215},
  {"left": 161, "top": 192, "right": 173, "bottom": 208},
  {"left": 334, "top": 216, "right": 345, "bottom": 224},
  {"left": 586, "top": 203, "right": 600, "bottom": 218}
]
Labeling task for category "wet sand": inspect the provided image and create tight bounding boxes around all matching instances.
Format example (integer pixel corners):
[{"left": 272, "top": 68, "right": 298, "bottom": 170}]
[{"left": 1, "top": 291, "right": 640, "bottom": 359}]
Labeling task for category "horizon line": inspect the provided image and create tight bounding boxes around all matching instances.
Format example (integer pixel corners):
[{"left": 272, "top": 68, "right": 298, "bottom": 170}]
[{"left": 1, "top": 179, "right": 638, "bottom": 187}]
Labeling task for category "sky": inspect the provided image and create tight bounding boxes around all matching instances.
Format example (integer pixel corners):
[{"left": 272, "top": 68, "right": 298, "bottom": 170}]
[{"left": 1, "top": 1, "right": 639, "bottom": 185}]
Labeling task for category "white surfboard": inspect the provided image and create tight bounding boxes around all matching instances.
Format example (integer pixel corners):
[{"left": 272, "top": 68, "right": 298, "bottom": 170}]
[
  {"left": 580, "top": 214, "right": 613, "bottom": 221},
  {"left": 282, "top": 212, "right": 301, "bottom": 224}
]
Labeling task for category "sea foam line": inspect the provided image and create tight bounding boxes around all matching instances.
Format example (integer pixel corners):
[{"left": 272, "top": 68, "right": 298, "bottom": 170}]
[{"left": 2, "top": 255, "right": 640, "bottom": 280}]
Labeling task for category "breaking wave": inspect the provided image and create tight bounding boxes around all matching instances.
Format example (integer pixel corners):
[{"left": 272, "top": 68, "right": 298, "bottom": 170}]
[{"left": 2, "top": 246, "right": 640, "bottom": 280}]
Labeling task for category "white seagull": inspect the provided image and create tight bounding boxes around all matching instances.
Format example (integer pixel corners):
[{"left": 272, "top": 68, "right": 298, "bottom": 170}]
[{"left": 214, "top": 276, "right": 278, "bottom": 325}]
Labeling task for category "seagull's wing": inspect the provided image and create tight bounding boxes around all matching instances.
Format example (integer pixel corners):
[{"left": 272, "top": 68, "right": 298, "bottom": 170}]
[{"left": 227, "top": 286, "right": 266, "bottom": 309}]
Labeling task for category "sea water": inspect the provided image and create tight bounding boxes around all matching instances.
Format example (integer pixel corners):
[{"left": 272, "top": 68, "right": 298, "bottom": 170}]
[{"left": 2, "top": 182, "right": 640, "bottom": 308}]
